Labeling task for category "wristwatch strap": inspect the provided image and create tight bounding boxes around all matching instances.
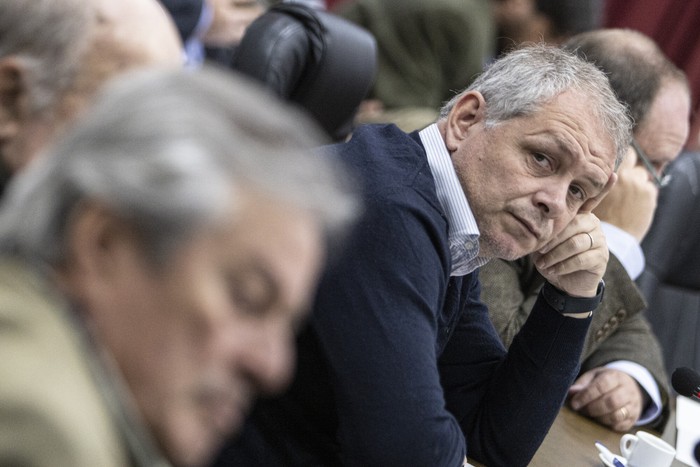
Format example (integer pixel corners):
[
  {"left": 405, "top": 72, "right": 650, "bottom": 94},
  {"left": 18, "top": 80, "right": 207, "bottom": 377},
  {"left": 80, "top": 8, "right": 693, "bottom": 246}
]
[{"left": 541, "top": 280, "right": 605, "bottom": 314}]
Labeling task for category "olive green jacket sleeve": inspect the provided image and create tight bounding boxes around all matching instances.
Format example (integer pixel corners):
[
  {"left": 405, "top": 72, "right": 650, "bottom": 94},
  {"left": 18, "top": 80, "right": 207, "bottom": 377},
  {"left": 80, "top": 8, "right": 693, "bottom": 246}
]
[{"left": 480, "top": 254, "right": 670, "bottom": 431}]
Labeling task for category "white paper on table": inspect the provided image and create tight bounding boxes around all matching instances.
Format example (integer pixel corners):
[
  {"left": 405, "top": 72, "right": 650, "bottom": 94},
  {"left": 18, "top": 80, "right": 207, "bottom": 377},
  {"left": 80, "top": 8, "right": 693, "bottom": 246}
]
[{"left": 676, "top": 395, "right": 700, "bottom": 467}]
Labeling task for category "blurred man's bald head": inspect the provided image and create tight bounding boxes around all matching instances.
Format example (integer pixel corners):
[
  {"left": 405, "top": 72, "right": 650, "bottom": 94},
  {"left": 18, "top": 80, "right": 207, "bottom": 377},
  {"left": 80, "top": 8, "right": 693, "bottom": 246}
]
[
  {"left": 91, "top": 0, "right": 182, "bottom": 70},
  {"left": 563, "top": 28, "right": 689, "bottom": 129},
  {"left": 0, "top": 0, "right": 181, "bottom": 177}
]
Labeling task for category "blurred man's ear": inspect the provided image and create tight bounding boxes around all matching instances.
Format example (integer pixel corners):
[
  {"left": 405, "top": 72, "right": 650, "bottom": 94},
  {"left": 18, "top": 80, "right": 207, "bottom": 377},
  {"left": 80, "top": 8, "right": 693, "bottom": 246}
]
[
  {"left": 64, "top": 201, "right": 140, "bottom": 279},
  {"left": 56, "top": 200, "right": 146, "bottom": 309},
  {"left": 0, "top": 57, "right": 30, "bottom": 169}
]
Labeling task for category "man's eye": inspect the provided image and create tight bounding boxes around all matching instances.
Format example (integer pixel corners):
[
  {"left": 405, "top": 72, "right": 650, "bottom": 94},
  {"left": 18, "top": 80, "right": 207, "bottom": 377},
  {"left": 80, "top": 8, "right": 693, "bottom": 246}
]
[
  {"left": 532, "top": 152, "right": 551, "bottom": 169},
  {"left": 229, "top": 284, "right": 259, "bottom": 313},
  {"left": 568, "top": 184, "right": 585, "bottom": 201},
  {"left": 228, "top": 274, "right": 273, "bottom": 315}
]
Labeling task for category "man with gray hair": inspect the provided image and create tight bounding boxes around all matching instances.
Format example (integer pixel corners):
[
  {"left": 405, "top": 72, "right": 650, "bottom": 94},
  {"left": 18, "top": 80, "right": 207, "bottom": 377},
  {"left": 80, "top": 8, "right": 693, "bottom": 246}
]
[
  {"left": 0, "top": 67, "right": 357, "bottom": 467},
  {"left": 0, "top": 0, "right": 181, "bottom": 193},
  {"left": 482, "top": 28, "right": 691, "bottom": 433},
  {"left": 218, "top": 44, "right": 632, "bottom": 466}
]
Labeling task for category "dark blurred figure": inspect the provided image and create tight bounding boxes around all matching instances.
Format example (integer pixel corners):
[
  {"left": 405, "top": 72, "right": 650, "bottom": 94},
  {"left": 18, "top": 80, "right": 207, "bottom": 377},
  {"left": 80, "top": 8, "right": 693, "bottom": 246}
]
[
  {"left": 638, "top": 149, "right": 700, "bottom": 376},
  {"left": 337, "top": 0, "right": 604, "bottom": 133},
  {"left": 336, "top": 0, "right": 494, "bottom": 132},
  {"left": 493, "top": 0, "right": 605, "bottom": 54}
]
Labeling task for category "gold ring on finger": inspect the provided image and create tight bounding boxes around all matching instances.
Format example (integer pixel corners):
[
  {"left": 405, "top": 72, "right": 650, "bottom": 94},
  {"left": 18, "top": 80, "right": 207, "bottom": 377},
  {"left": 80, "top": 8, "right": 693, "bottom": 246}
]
[{"left": 619, "top": 406, "right": 629, "bottom": 420}]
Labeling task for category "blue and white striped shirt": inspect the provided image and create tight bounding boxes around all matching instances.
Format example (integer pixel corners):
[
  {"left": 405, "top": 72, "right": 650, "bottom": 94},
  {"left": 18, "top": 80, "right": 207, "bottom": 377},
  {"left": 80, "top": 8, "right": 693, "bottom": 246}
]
[{"left": 419, "top": 123, "right": 489, "bottom": 276}]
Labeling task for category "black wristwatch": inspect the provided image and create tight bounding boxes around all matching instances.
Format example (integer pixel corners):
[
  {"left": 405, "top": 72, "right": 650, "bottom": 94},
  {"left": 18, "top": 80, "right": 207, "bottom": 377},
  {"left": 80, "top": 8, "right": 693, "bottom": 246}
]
[{"left": 541, "top": 280, "right": 605, "bottom": 314}]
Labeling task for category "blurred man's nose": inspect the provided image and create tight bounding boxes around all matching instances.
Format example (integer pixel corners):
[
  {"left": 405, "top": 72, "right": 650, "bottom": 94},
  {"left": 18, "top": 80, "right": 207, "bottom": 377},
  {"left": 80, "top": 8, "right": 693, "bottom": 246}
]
[{"left": 239, "top": 319, "right": 295, "bottom": 394}]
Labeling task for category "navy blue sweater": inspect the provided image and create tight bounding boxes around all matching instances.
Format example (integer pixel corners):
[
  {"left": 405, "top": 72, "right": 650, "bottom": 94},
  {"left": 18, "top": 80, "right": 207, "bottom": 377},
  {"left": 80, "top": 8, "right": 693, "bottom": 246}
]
[{"left": 216, "top": 124, "right": 592, "bottom": 467}]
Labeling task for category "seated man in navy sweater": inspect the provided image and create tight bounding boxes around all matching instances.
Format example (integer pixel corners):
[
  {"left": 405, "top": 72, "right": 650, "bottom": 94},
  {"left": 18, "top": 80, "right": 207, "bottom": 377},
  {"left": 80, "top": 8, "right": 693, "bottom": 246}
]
[{"left": 215, "top": 44, "right": 632, "bottom": 466}]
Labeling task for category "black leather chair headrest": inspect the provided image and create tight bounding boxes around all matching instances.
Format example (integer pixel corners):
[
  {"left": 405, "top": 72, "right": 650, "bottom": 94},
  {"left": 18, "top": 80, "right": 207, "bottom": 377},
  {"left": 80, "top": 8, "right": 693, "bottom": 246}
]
[{"left": 232, "top": 4, "right": 376, "bottom": 141}]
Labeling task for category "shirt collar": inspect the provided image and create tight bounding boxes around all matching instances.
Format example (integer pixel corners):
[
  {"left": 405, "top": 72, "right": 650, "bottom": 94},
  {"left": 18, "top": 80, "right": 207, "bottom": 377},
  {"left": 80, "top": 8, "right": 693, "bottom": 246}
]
[{"left": 419, "top": 123, "right": 489, "bottom": 276}]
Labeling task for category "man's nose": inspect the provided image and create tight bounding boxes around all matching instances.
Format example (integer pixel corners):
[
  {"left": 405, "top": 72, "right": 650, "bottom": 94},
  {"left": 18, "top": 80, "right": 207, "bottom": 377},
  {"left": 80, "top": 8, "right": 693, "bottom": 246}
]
[
  {"left": 238, "top": 319, "right": 295, "bottom": 395},
  {"left": 533, "top": 183, "right": 569, "bottom": 218}
]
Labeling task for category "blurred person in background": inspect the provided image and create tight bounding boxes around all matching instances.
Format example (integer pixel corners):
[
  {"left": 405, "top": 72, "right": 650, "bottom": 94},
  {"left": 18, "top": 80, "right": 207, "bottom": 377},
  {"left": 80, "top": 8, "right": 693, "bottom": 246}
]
[
  {"left": 336, "top": 0, "right": 494, "bottom": 132},
  {"left": 159, "top": 0, "right": 267, "bottom": 67},
  {"left": 0, "top": 0, "right": 182, "bottom": 195},
  {"left": 493, "top": 0, "right": 604, "bottom": 54},
  {"left": 338, "top": 0, "right": 604, "bottom": 133}
]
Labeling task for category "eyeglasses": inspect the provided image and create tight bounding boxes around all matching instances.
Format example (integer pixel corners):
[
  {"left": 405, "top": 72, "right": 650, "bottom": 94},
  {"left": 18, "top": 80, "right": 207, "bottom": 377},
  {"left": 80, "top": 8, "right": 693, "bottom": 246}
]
[{"left": 630, "top": 138, "right": 672, "bottom": 188}]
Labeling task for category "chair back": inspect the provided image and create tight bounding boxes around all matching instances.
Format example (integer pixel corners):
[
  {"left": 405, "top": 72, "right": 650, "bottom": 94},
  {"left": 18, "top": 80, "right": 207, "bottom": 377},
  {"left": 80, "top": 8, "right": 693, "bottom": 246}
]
[{"left": 232, "top": 3, "right": 377, "bottom": 140}]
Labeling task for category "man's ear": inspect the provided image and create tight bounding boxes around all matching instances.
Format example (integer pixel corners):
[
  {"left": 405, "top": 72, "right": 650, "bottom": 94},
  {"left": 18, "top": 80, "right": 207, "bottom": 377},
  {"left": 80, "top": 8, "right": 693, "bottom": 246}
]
[
  {"left": 0, "top": 57, "right": 33, "bottom": 172},
  {"left": 61, "top": 201, "right": 138, "bottom": 289},
  {"left": 54, "top": 200, "right": 148, "bottom": 323},
  {"left": 443, "top": 91, "right": 487, "bottom": 152},
  {"left": 0, "top": 57, "right": 29, "bottom": 142}
]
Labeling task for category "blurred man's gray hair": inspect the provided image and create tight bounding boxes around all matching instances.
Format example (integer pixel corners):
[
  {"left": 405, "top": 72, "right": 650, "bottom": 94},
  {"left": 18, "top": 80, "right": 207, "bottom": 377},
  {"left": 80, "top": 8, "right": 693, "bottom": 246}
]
[
  {"left": 0, "top": 66, "right": 358, "bottom": 266},
  {"left": 440, "top": 44, "right": 632, "bottom": 169}
]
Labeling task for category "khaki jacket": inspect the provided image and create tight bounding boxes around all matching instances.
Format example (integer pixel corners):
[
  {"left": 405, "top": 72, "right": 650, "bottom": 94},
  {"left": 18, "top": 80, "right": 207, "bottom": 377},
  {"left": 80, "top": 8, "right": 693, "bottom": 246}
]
[{"left": 0, "top": 259, "right": 167, "bottom": 466}]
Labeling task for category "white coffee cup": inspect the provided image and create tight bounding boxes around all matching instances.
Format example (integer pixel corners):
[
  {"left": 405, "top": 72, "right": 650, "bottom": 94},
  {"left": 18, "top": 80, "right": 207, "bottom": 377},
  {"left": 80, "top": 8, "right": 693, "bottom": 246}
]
[{"left": 620, "top": 430, "right": 676, "bottom": 467}]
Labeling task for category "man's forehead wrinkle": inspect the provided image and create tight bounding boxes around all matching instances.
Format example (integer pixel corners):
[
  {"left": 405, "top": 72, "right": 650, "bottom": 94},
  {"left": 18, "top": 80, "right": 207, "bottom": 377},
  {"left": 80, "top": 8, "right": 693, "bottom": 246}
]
[{"left": 524, "top": 127, "right": 592, "bottom": 161}]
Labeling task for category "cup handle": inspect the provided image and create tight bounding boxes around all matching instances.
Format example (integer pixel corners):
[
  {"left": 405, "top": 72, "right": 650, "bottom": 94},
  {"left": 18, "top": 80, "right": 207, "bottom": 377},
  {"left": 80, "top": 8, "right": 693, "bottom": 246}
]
[{"left": 620, "top": 434, "right": 637, "bottom": 458}]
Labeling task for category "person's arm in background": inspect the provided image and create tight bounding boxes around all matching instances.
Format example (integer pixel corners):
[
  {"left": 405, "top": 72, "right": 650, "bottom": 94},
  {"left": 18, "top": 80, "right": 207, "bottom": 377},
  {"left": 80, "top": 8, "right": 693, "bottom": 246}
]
[
  {"left": 480, "top": 257, "right": 541, "bottom": 348},
  {"left": 203, "top": 0, "right": 265, "bottom": 47},
  {"left": 595, "top": 145, "right": 656, "bottom": 279},
  {"left": 571, "top": 148, "right": 668, "bottom": 432},
  {"left": 570, "top": 254, "right": 670, "bottom": 432},
  {"left": 602, "top": 222, "right": 645, "bottom": 279}
]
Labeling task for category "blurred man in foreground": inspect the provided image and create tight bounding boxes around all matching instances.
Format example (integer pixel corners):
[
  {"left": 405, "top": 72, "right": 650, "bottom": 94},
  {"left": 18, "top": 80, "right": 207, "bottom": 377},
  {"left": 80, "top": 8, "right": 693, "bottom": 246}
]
[{"left": 0, "top": 67, "right": 357, "bottom": 466}]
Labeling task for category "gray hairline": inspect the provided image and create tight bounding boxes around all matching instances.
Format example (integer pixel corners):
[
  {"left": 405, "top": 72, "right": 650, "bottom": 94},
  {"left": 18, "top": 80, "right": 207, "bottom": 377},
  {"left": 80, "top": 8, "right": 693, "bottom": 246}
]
[{"left": 437, "top": 45, "right": 632, "bottom": 170}]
